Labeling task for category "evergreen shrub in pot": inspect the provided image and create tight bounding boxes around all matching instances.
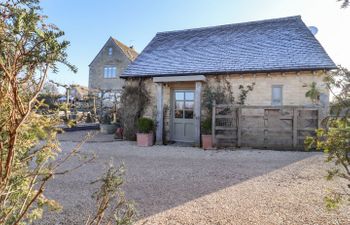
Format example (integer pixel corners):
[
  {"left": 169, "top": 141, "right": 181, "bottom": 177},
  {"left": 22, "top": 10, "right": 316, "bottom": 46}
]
[
  {"left": 137, "top": 117, "right": 154, "bottom": 147},
  {"left": 201, "top": 118, "right": 213, "bottom": 150}
]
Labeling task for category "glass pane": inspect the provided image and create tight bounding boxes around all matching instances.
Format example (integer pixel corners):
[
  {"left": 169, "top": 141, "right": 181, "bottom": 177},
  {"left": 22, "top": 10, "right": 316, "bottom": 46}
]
[
  {"left": 113, "top": 67, "right": 117, "bottom": 76},
  {"left": 175, "top": 110, "right": 183, "bottom": 118},
  {"left": 175, "top": 101, "right": 184, "bottom": 109},
  {"left": 272, "top": 87, "right": 282, "bottom": 100},
  {"left": 175, "top": 92, "right": 184, "bottom": 100},
  {"left": 185, "top": 110, "right": 193, "bottom": 119},
  {"left": 185, "top": 92, "right": 194, "bottom": 100},
  {"left": 104, "top": 68, "right": 108, "bottom": 77},
  {"left": 185, "top": 101, "right": 194, "bottom": 109}
]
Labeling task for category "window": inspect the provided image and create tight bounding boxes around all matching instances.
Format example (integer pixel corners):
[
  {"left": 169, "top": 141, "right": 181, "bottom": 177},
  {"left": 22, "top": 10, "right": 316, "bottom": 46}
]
[
  {"left": 174, "top": 91, "right": 194, "bottom": 119},
  {"left": 108, "top": 47, "right": 113, "bottom": 56},
  {"left": 272, "top": 85, "right": 283, "bottom": 106},
  {"left": 104, "top": 66, "right": 117, "bottom": 78}
]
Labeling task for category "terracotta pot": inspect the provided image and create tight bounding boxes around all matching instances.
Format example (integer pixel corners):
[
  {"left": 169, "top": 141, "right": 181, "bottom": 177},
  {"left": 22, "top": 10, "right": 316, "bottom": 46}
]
[
  {"left": 202, "top": 134, "right": 213, "bottom": 150},
  {"left": 137, "top": 132, "right": 154, "bottom": 147}
]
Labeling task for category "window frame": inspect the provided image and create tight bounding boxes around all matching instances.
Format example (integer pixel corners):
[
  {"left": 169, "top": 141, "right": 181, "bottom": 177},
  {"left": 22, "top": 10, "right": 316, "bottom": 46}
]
[
  {"left": 174, "top": 90, "right": 194, "bottom": 119},
  {"left": 271, "top": 85, "right": 283, "bottom": 106},
  {"left": 108, "top": 47, "right": 113, "bottom": 56},
  {"left": 103, "top": 66, "right": 117, "bottom": 79}
]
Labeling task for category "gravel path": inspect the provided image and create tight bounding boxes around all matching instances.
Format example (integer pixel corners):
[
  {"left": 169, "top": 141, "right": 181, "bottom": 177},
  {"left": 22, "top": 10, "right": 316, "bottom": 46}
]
[{"left": 36, "top": 131, "right": 349, "bottom": 225}]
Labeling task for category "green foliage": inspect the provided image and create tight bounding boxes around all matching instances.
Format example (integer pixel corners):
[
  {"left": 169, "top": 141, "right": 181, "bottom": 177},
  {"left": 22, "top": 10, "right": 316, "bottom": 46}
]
[
  {"left": 101, "top": 113, "right": 112, "bottom": 125},
  {"left": 88, "top": 165, "right": 136, "bottom": 225},
  {"left": 202, "top": 77, "right": 255, "bottom": 113},
  {"left": 137, "top": 117, "right": 154, "bottom": 133},
  {"left": 202, "top": 77, "right": 235, "bottom": 114},
  {"left": 1, "top": 1, "right": 134, "bottom": 224},
  {"left": 201, "top": 118, "right": 212, "bottom": 135},
  {"left": 305, "top": 82, "right": 320, "bottom": 104},
  {"left": 120, "top": 81, "right": 150, "bottom": 140},
  {"left": 86, "top": 112, "right": 94, "bottom": 123},
  {"left": 0, "top": 0, "right": 76, "bottom": 223},
  {"left": 201, "top": 77, "right": 255, "bottom": 134},
  {"left": 305, "top": 66, "right": 350, "bottom": 210},
  {"left": 238, "top": 83, "right": 256, "bottom": 105}
]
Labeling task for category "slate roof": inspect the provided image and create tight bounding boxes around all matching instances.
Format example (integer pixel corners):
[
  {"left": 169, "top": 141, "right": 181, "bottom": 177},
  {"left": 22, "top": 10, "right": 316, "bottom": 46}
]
[{"left": 122, "top": 16, "right": 336, "bottom": 78}]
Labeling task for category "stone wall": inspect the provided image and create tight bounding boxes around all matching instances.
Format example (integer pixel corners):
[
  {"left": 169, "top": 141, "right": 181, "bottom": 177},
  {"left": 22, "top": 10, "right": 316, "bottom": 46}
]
[
  {"left": 89, "top": 38, "right": 132, "bottom": 91},
  {"left": 123, "top": 70, "right": 329, "bottom": 142},
  {"left": 205, "top": 71, "right": 328, "bottom": 107}
]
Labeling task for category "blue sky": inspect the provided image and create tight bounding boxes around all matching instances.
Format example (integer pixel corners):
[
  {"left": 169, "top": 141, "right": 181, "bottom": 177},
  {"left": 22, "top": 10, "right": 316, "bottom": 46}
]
[{"left": 41, "top": 0, "right": 350, "bottom": 87}]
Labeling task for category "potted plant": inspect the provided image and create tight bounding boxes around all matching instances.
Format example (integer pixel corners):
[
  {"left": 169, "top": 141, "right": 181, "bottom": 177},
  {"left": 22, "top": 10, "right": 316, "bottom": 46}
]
[
  {"left": 136, "top": 117, "right": 154, "bottom": 147},
  {"left": 201, "top": 118, "right": 213, "bottom": 150},
  {"left": 100, "top": 113, "right": 117, "bottom": 134}
]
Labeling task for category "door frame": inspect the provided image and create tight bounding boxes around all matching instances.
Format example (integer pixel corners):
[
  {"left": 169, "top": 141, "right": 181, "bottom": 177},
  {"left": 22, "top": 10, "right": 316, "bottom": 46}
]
[{"left": 170, "top": 88, "right": 196, "bottom": 143}]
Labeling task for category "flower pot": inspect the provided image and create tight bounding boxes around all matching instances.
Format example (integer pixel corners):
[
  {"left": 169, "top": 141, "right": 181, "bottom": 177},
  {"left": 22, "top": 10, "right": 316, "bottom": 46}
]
[
  {"left": 137, "top": 132, "right": 154, "bottom": 147},
  {"left": 202, "top": 134, "right": 213, "bottom": 150},
  {"left": 100, "top": 124, "right": 117, "bottom": 134}
]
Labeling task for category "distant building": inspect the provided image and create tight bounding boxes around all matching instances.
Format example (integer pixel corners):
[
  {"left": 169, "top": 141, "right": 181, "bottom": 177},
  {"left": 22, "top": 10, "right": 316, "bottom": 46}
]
[
  {"left": 70, "top": 85, "right": 89, "bottom": 100},
  {"left": 88, "top": 37, "right": 138, "bottom": 96}
]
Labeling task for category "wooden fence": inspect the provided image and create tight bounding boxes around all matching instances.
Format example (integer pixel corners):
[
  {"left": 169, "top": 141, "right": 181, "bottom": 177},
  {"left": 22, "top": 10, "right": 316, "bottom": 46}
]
[{"left": 212, "top": 101, "right": 322, "bottom": 150}]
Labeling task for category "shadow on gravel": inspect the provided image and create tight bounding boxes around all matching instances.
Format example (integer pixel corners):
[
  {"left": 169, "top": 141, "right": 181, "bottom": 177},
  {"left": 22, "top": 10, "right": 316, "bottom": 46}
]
[{"left": 36, "top": 131, "right": 317, "bottom": 224}]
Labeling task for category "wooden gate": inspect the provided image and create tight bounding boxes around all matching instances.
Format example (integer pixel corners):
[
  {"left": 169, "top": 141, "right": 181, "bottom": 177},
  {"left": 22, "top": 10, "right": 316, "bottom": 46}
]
[{"left": 212, "top": 101, "right": 321, "bottom": 150}]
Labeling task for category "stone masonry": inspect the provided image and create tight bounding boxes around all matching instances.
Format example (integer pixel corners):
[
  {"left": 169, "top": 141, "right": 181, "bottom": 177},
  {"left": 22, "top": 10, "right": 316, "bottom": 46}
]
[{"left": 89, "top": 37, "right": 137, "bottom": 92}]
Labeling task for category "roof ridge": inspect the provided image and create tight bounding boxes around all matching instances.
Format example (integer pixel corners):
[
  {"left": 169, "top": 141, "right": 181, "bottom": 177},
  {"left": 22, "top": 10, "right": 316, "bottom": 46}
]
[{"left": 156, "top": 15, "right": 301, "bottom": 35}]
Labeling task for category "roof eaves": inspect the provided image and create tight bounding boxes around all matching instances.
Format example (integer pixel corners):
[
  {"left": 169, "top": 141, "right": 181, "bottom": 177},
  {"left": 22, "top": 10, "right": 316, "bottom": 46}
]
[{"left": 121, "top": 66, "right": 337, "bottom": 78}]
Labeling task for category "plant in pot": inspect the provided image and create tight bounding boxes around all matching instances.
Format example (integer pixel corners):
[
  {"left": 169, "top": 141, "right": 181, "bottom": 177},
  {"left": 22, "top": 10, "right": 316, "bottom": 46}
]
[
  {"left": 201, "top": 118, "right": 213, "bottom": 150},
  {"left": 100, "top": 113, "right": 117, "bottom": 134},
  {"left": 136, "top": 117, "right": 154, "bottom": 147}
]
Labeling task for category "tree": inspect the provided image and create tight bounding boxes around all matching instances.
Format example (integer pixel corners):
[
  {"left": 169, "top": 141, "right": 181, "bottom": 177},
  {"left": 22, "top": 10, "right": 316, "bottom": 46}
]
[
  {"left": 41, "top": 82, "right": 60, "bottom": 96},
  {"left": 1, "top": 2, "right": 135, "bottom": 224},
  {"left": 305, "top": 66, "right": 350, "bottom": 209},
  {"left": 0, "top": 0, "right": 77, "bottom": 223}
]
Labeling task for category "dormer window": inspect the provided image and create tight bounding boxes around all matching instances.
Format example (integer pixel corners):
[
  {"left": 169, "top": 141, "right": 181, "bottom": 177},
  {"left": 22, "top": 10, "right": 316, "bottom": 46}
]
[{"left": 108, "top": 47, "right": 113, "bottom": 56}]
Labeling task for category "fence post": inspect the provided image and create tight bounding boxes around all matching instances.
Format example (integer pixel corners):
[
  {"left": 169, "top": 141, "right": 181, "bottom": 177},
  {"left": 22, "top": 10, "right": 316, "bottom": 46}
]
[
  {"left": 317, "top": 108, "right": 322, "bottom": 129},
  {"left": 212, "top": 100, "right": 216, "bottom": 147},
  {"left": 237, "top": 107, "right": 242, "bottom": 147},
  {"left": 292, "top": 107, "right": 298, "bottom": 148}
]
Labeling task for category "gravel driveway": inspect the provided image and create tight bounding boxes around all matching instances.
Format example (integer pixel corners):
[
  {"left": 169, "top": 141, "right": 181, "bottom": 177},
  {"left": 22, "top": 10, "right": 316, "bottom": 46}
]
[{"left": 36, "top": 131, "right": 350, "bottom": 225}]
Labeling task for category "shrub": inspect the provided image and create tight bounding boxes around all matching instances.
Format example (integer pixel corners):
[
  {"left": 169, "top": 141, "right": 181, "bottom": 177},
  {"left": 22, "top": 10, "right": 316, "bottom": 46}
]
[
  {"left": 137, "top": 117, "right": 154, "bottom": 133},
  {"left": 101, "top": 113, "right": 112, "bottom": 124},
  {"left": 201, "top": 118, "right": 212, "bottom": 135}
]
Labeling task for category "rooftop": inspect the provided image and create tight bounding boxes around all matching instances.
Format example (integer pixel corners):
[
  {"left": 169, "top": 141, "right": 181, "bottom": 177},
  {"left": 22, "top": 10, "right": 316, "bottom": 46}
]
[{"left": 122, "top": 16, "right": 336, "bottom": 77}]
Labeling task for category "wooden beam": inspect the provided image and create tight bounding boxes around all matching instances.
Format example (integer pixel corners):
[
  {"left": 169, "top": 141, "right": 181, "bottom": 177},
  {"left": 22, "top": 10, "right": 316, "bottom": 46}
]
[
  {"left": 237, "top": 107, "right": 242, "bottom": 147},
  {"left": 153, "top": 75, "right": 206, "bottom": 83},
  {"left": 292, "top": 108, "right": 298, "bottom": 148},
  {"left": 194, "top": 81, "right": 202, "bottom": 147},
  {"left": 212, "top": 100, "right": 216, "bottom": 147},
  {"left": 156, "top": 83, "right": 164, "bottom": 145}
]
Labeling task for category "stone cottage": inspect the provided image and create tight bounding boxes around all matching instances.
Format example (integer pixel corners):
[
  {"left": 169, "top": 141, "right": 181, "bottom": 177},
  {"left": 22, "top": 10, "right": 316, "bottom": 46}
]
[
  {"left": 121, "top": 16, "right": 336, "bottom": 146},
  {"left": 89, "top": 37, "right": 138, "bottom": 99}
]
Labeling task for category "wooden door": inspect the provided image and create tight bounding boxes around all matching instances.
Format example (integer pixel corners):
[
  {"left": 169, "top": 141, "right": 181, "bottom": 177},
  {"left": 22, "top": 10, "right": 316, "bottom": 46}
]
[{"left": 171, "top": 90, "right": 195, "bottom": 142}]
